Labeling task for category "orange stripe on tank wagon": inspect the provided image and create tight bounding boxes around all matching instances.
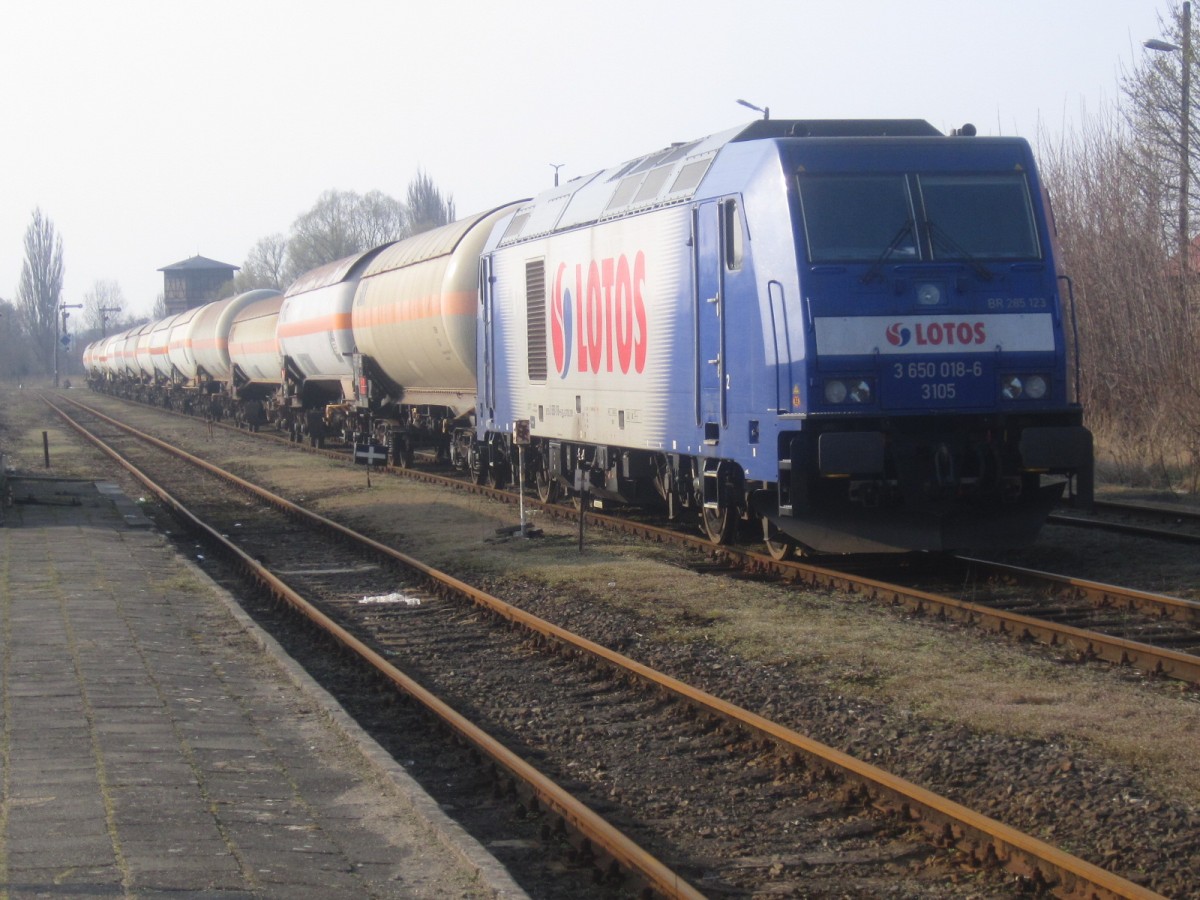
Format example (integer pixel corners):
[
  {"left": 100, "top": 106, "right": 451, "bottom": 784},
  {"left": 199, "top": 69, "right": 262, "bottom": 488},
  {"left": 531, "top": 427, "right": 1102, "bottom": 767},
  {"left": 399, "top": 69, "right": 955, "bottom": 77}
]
[
  {"left": 277, "top": 312, "right": 353, "bottom": 338},
  {"left": 359, "top": 291, "right": 474, "bottom": 327}
]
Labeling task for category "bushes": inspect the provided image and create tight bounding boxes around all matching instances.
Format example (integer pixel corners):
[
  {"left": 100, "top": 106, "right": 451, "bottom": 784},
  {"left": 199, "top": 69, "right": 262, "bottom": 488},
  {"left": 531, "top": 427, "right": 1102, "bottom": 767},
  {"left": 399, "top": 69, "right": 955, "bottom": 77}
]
[{"left": 1039, "top": 112, "right": 1200, "bottom": 493}]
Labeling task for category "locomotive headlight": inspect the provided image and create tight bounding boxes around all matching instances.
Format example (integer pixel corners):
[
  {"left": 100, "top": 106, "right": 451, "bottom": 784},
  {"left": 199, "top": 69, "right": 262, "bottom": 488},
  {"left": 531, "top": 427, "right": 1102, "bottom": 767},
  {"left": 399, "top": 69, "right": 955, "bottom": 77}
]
[
  {"left": 823, "top": 378, "right": 873, "bottom": 404},
  {"left": 824, "top": 379, "right": 848, "bottom": 403},
  {"left": 847, "top": 379, "right": 873, "bottom": 403},
  {"left": 916, "top": 283, "right": 942, "bottom": 306},
  {"left": 1025, "top": 374, "right": 1048, "bottom": 400},
  {"left": 1001, "top": 374, "right": 1049, "bottom": 401}
]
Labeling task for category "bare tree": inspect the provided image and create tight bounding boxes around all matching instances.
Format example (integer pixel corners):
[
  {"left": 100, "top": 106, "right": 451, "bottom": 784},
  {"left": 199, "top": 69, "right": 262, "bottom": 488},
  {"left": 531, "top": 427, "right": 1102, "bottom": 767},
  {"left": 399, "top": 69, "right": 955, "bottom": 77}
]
[
  {"left": 16, "top": 207, "right": 65, "bottom": 376},
  {"left": 234, "top": 233, "right": 289, "bottom": 293},
  {"left": 285, "top": 189, "right": 408, "bottom": 282},
  {"left": 1120, "top": 4, "right": 1198, "bottom": 261},
  {"left": 357, "top": 189, "right": 409, "bottom": 247},
  {"left": 83, "top": 279, "right": 126, "bottom": 334},
  {"left": 405, "top": 169, "right": 455, "bottom": 234},
  {"left": 1040, "top": 102, "right": 1200, "bottom": 489}
]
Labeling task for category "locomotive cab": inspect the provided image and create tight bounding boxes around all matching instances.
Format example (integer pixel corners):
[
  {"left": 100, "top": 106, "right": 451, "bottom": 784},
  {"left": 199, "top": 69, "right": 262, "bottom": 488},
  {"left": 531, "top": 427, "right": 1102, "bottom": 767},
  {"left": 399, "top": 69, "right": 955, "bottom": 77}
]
[{"left": 756, "top": 124, "right": 1093, "bottom": 553}]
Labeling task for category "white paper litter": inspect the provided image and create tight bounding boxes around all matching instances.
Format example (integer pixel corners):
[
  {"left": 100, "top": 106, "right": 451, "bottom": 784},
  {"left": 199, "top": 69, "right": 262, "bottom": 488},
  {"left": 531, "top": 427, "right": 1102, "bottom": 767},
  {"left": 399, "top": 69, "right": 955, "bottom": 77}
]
[{"left": 359, "top": 592, "right": 421, "bottom": 606}]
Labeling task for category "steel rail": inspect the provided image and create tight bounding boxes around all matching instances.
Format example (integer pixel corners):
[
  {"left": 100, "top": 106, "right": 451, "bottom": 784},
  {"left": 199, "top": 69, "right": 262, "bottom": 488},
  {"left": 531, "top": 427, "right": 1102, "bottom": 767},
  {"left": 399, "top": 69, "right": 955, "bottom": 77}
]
[
  {"left": 70, "top": 393, "right": 1200, "bottom": 683},
  {"left": 98, "top": 389, "right": 1200, "bottom": 548},
  {"left": 50, "top": 393, "right": 1165, "bottom": 900},
  {"left": 524, "top": 497, "right": 1200, "bottom": 684},
  {"left": 44, "top": 394, "right": 704, "bottom": 900},
  {"left": 958, "top": 556, "right": 1200, "bottom": 627},
  {"left": 1092, "top": 497, "right": 1200, "bottom": 521},
  {"left": 793, "top": 561, "right": 1200, "bottom": 684},
  {"left": 1048, "top": 509, "right": 1200, "bottom": 544}
]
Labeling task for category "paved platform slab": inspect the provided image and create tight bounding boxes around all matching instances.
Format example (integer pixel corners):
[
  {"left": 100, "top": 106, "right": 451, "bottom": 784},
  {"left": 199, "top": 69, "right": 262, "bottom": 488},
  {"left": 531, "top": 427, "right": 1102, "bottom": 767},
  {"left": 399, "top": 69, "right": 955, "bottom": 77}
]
[{"left": 1, "top": 476, "right": 527, "bottom": 898}]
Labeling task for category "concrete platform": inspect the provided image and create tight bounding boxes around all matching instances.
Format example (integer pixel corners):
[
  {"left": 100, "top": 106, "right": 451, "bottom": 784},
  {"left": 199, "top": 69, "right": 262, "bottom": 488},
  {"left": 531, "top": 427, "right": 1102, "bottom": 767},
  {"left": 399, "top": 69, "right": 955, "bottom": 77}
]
[{"left": 0, "top": 476, "right": 527, "bottom": 898}]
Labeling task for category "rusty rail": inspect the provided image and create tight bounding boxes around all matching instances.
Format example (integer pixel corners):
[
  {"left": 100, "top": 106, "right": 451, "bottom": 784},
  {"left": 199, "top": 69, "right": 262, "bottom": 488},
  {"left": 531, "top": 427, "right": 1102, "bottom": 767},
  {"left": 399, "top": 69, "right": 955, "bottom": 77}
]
[
  {"left": 45, "top": 394, "right": 704, "bottom": 900},
  {"left": 49, "top": 392, "right": 1169, "bottom": 899}
]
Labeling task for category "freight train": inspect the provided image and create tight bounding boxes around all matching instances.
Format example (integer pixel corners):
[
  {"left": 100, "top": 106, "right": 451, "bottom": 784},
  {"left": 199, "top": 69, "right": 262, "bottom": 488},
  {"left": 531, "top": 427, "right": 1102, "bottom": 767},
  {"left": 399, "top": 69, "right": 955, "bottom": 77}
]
[{"left": 84, "top": 118, "right": 1093, "bottom": 555}]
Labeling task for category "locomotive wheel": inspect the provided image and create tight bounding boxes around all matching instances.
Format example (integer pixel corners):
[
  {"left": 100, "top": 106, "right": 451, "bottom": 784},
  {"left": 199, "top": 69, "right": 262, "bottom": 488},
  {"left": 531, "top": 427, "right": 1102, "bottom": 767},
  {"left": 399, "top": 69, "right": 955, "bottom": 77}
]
[
  {"left": 469, "top": 445, "right": 488, "bottom": 485},
  {"left": 763, "top": 521, "right": 795, "bottom": 561},
  {"left": 487, "top": 457, "right": 508, "bottom": 490},
  {"left": 701, "top": 503, "right": 736, "bottom": 544},
  {"left": 535, "top": 467, "right": 559, "bottom": 503}
]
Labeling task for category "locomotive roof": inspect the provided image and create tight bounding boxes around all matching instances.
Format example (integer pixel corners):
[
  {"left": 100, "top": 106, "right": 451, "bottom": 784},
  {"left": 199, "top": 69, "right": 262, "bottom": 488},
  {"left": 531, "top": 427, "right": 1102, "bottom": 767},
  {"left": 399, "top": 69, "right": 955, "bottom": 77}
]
[
  {"left": 731, "top": 118, "right": 942, "bottom": 139},
  {"left": 496, "top": 119, "right": 946, "bottom": 248}
]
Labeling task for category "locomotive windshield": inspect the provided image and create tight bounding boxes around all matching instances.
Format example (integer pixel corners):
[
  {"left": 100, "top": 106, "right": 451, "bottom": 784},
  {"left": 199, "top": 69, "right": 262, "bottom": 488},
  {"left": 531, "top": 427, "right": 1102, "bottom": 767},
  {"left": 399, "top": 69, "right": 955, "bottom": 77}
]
[
  {"left": 919, "top": 174, "right": 1039, "bottom": 260},
  {"left": 798, "top": 175, "right": 916, "bottom": 262},
  {"left": 798, "top": 172, "right": 1041, "bottom": 263}
]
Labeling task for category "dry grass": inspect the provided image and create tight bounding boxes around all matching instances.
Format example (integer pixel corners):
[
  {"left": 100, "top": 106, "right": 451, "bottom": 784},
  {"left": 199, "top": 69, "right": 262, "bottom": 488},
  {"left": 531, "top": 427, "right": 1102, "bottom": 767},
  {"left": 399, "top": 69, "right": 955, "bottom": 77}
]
[
  {"left": 2, "top": 387, "right": 104, "bottom": 478},
  {"left": 8, "top": 385, "right": 1200, "bottom": 806},
  {"left": 306, "top": 467, "right": 1200, "bottom": 801}
]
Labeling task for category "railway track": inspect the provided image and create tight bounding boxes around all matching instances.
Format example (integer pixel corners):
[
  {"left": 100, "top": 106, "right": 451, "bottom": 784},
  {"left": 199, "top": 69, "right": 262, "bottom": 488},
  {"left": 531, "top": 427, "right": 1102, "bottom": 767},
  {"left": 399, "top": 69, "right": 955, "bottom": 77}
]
[
  {"left": 1048, "top": 497, "right": 1200, "bottom": 544},
  {"left": 823, "top": 554, "right": 1200, "bottom": 685},
  {"left": 512, "top": 496, "right": 1200, "bottom": 688},
  {"left": 41, "top": 390, "right": 1171, "bottom": 899},
  {"left": 70, "top": 391, "right": 1200, "bottom": 687}
]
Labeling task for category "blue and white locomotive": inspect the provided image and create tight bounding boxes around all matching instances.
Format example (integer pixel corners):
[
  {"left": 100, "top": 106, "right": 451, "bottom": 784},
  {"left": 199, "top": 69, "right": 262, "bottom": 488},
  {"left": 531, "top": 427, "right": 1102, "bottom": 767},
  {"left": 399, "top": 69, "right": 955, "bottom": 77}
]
[
  {"left": 86, "top": 117, "right": 1092, "bottom": 556},
  {"left": 475, "top": 118, "right": 1092, "bottom": 554}
]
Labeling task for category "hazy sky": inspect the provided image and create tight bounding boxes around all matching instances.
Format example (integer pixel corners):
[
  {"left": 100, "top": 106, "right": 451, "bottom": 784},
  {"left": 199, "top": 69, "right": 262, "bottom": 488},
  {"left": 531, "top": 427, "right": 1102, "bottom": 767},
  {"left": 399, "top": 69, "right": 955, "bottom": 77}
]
[{"left": 0, "top": 0, "right": 1174, "bottom": 320}]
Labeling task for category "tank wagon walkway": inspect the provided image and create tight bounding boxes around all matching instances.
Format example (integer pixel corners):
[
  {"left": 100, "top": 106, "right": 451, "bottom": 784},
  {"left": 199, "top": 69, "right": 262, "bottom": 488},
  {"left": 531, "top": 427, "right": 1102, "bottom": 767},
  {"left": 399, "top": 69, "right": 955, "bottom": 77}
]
[{"left": 0, "top": 476, "right": 524, "bottom": 898}]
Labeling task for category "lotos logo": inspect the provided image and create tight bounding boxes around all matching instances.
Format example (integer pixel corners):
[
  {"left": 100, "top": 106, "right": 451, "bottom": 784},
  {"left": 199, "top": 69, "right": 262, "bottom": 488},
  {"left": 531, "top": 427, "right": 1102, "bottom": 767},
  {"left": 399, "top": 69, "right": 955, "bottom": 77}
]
[
  {"left": 885, "top": 323, "right": 911, "bottom": 346},
  {"left": 887, "top": 320, "right": 986, "bottom": 347},
  {"left": 550, "top": 274, "right": 573, "bottom": 376},
  {"left": 551, "top": 252, "right": 648, "bottom": 377}
]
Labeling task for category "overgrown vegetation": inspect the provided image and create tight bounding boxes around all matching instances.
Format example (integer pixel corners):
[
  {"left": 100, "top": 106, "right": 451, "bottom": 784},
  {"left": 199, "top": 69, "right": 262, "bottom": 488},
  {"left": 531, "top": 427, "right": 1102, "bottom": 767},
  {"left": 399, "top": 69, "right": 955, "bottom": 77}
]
[{"left": 1040, "top": 3, "right": 1200, "bottom": 492}]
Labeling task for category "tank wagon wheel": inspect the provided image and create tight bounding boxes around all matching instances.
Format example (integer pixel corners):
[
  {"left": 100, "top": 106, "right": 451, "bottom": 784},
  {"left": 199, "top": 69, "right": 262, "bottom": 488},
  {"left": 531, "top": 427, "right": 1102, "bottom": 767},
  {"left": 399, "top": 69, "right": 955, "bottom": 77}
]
[{"left": 393, "top": 436, "right": 415, "bottom": 470}]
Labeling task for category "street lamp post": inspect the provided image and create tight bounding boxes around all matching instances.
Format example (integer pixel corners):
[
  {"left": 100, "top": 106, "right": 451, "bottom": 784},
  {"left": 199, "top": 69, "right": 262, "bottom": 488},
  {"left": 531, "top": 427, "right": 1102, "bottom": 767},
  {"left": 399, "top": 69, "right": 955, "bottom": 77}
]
[{"left": 1145, "top": 0, "right": 1193, "bottom": 280}]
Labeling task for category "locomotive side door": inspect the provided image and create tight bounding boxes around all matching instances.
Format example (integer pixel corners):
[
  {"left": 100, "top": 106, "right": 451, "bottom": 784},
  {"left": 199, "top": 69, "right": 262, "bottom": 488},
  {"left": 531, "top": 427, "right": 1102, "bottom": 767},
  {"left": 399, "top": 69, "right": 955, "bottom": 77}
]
[{"left": 693, "top": 201, "right": 726, "bottom": 440}]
